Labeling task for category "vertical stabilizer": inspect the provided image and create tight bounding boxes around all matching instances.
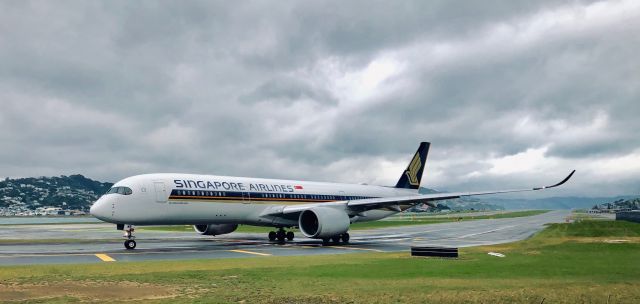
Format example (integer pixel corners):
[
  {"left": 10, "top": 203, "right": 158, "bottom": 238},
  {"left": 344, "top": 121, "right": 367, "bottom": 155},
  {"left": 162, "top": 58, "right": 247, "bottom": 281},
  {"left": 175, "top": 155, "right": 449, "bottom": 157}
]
[{"left": 394, "top": 142, "right": 430, "bottom": 190}]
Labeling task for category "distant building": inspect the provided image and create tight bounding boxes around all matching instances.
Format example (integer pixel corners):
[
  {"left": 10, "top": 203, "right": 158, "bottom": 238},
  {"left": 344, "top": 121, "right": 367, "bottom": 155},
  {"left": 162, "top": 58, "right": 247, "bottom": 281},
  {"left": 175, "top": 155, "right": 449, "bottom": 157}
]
[{"left": 37, "top": 207, "right": 62, "bottom": 216}]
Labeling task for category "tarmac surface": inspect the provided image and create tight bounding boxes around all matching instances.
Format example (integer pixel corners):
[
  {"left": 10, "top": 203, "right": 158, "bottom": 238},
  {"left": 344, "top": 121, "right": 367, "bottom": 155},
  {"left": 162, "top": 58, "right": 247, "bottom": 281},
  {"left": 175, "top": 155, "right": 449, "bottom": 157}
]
[{"left": 0, "top": 210, "right": 570, "bottom": 265}]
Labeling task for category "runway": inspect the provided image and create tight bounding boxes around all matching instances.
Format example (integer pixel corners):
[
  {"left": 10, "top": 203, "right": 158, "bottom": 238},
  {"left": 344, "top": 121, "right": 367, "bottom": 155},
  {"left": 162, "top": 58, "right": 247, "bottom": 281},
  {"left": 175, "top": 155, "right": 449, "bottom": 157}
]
[{"left": 0, "top": 210, "right": 570, "bottom": 265}]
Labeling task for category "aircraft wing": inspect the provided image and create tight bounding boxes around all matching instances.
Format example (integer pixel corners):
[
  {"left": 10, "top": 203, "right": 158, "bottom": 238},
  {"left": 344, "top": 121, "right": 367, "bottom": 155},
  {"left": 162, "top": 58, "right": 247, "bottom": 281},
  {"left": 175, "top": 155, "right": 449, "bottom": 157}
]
[{"left": 276, "top": 170, "right": 575, "bottom": 215}]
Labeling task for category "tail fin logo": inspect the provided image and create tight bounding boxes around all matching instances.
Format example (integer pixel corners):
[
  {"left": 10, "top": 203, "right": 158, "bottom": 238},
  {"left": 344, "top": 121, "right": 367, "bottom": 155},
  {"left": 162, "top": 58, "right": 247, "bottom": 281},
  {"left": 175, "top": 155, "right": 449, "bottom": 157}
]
[{"left": 405, "top": 152, "right": 422, "bottom": 186}]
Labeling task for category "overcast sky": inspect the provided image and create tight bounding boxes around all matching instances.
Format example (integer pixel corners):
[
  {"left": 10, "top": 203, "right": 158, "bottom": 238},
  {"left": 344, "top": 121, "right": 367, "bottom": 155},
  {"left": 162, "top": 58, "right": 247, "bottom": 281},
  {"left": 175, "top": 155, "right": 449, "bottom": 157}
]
[{"left": 1, "top": 1, "right": 638, "bottom": 197}]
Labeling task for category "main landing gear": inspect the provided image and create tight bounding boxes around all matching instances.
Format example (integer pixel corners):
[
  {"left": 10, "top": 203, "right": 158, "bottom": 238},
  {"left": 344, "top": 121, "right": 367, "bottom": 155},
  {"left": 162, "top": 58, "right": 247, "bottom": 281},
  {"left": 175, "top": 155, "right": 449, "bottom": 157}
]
[
  {"left": 268, "top": 228, "right": 294, "bottom": 244},
  {"left": 322, "top": 233, "right": 350, "bottom": 246},
  {"left": 123, "top": 224, "right": 136, "bottom": 250},
  {"left": 267, "top": 229, "right": 349, "bottom": 246}
]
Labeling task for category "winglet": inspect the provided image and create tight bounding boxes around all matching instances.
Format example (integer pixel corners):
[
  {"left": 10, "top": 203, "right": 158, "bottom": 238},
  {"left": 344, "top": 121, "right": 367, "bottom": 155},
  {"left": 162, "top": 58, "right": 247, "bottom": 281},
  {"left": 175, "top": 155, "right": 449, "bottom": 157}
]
[{"left": 533, "top": 170, "right": 575, "bottom": 190}]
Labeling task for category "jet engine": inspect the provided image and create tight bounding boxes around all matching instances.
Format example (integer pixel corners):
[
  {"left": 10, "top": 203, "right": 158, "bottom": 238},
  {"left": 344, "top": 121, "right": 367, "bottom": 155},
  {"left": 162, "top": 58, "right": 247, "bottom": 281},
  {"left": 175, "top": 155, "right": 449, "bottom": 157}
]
[
  {"left": 298, "top": 207, "right": 350, "bottom": 238},
  {"left": 193, "top": 224, "right": 238, "bottom": 236}
]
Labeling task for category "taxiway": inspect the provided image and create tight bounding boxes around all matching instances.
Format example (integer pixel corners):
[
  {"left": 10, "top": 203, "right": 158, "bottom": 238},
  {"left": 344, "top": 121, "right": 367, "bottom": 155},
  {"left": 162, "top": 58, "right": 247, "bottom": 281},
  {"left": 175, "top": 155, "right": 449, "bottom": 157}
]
[{"left": 0, "top": 210, "right": 570, "bottom": 265}]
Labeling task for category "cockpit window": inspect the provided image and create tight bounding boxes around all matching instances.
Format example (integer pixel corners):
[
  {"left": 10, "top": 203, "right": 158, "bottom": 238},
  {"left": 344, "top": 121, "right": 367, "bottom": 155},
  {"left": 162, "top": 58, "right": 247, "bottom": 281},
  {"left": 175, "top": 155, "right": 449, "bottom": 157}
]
[{"left": 106, "top": 186, "right": 133, "bottom": 195}]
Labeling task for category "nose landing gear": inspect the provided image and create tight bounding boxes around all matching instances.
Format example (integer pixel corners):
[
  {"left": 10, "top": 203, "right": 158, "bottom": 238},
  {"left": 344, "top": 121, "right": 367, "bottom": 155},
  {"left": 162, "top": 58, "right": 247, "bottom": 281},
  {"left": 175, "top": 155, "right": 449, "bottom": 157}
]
[
  {"left": 124, "top": 239, "right": 136, "bottom": 250},
  {"left": 123, "top": 224, "right": 136, "bottom": 249}
]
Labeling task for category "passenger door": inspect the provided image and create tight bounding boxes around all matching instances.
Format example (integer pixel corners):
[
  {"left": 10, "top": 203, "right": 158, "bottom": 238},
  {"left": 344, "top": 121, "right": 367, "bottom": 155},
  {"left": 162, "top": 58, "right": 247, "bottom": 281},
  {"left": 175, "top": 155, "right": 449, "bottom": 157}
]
[
  {"left": 154, "top": 181, "right": 167, "bottom": 203},
  {"left": 241, "top": 191, "right": 251, "bottom": 204}
]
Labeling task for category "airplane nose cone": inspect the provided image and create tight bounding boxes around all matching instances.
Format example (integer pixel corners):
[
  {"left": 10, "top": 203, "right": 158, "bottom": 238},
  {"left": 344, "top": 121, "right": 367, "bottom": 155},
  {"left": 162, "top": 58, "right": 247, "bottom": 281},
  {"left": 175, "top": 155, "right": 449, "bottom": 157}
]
[{"left": 90, "top": 198, "right": 111, "bottom": 221}]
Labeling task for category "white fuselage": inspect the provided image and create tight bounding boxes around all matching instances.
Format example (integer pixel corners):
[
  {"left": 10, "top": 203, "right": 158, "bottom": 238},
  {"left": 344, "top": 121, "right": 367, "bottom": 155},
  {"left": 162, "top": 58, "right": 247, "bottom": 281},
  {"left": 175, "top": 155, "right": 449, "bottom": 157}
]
[{"left": 90, "top": 173, "right": 418, "bottom": 227}]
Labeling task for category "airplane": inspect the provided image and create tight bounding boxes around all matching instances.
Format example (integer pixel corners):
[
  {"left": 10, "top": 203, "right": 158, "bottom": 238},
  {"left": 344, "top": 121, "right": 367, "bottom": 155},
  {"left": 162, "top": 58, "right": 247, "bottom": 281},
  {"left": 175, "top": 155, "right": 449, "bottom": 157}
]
[{"left": 90, "top": 142, "right": 575, "bottom": 249}]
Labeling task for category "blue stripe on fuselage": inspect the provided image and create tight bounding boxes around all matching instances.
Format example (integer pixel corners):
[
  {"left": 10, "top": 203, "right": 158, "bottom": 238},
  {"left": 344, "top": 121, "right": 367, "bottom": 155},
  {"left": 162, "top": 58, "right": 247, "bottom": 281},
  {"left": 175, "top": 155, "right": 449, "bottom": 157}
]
[{"left": 168, "top": 189, "right": 375, "bottom": 202}]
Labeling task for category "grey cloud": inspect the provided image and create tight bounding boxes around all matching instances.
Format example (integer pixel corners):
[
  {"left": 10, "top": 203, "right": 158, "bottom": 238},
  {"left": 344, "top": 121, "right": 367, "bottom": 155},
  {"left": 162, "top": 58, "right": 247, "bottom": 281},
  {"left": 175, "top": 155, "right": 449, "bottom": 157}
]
[
  {"left": 239, "top": 75, "right": 338, "bottom": 106},
  {"left": 0, "top": 0, "right": 638, "bottom": 197}
]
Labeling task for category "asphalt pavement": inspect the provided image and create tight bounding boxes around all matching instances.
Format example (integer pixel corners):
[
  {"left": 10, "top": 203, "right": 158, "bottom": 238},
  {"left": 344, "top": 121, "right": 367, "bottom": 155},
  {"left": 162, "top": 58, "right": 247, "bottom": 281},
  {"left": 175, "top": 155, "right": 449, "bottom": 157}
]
[{"left": 0, "top": 210, "right": 570, "bottom": 265}]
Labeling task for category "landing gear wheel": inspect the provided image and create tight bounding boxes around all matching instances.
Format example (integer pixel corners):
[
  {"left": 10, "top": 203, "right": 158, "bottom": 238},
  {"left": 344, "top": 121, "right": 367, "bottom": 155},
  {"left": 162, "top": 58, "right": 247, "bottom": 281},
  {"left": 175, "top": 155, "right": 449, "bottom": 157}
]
[
  {"left": 123, "top": 224, "right": 136, "bottom": 249},
  {"left": 276, "top": 229, "right": 286, "bottom": 244},
  {"left": 124, "top": 239, "right": 136, "bottom": 250},
  {"left": 322, "top": 238, "right": 330, "bottom": 246},
  {"left": 331, "top": 235, "right": 341, "bottom": 244},
  {"left": 268, "top": 231, "right": 277, "bottom": 241},
  {"left": 341, "top": 233, "right": 350, "bottom": 243},
  {"left": 286, "top": 231, "right": 294, "bottom": 241}
]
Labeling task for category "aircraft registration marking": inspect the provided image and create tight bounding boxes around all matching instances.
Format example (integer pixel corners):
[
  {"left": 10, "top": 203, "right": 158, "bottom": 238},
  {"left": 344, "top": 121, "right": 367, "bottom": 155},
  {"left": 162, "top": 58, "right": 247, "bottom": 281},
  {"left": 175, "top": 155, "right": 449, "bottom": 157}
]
[
  {"left": 94, "top": 253, "right": 116, "bottom": 262},
  {"left": 228, "top": 249, "right": 272, "bottom": 256}
]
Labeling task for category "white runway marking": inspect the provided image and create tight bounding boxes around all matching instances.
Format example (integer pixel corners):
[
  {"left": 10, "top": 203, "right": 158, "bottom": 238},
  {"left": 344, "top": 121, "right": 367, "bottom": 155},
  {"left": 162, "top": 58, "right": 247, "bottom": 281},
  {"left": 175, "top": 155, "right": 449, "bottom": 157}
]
[{"left": 457, "top": 225, "right": 516, "bottom": 239}]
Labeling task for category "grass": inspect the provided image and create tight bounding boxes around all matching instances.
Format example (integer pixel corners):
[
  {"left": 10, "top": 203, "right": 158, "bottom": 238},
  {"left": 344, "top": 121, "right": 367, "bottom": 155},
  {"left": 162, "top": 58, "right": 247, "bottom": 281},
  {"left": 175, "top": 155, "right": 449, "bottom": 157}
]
[
  {"left": 0, "top": 221, "right": 103, "bottom": 226},
  {"left": 2, "top": 219, "right": 639, "bottom": 303},
  {"left": 0, "top": 238, "right": 122, "bottom": 245},
  {"left": 537, "top": 219, "right": 640, "bottom": 238},
  {"left": 140, "top": 210, "right": 550, "bottom": 233}
]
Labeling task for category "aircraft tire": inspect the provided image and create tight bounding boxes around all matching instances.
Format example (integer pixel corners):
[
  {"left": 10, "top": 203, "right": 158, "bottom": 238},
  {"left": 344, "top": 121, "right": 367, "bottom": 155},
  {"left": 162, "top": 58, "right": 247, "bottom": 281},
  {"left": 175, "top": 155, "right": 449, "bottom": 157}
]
[
  {"left": 322, "top": 238, "right": 330, "bottom": 246},
  {"left": 124, "top": 239, "right": 136, "bottom": 250},
  {"left": 268, "top": 231, "right": 277, "bottom": 241},
  {"left": 286, "top": 231, "right": 294, "bottom": 241},
  {"left": 331, "top": 235, "right": 341, "bottom": 244},
  {"left": 276, "top": 230, "right": 286, "bottom": 244},
  {"left": 341, "top": 233, "right": 350, "bottom": 243}
]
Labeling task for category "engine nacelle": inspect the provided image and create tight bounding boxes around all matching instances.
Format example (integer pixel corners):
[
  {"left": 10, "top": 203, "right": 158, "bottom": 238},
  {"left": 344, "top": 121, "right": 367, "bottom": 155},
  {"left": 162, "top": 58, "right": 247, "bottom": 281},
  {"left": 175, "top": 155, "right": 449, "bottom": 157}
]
[
  {"left": 298, "top": 207, "right": 350, "bottom": 238},
  {"left": 193, "top": 224, "right": 238, "bottom": 236}
]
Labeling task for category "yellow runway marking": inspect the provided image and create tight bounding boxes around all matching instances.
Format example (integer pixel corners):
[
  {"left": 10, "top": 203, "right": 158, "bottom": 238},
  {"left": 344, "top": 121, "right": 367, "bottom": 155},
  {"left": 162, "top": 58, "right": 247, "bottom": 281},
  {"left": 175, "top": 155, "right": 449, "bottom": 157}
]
[
  {"left": 331, "top": 246, "right": 385, "bottom": 253},
  {"left": 95, "top": 253, "right": 116, "bottom": 262},
  {"left": 228, "top": 249, "right": 272, "bottom": 256}
]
